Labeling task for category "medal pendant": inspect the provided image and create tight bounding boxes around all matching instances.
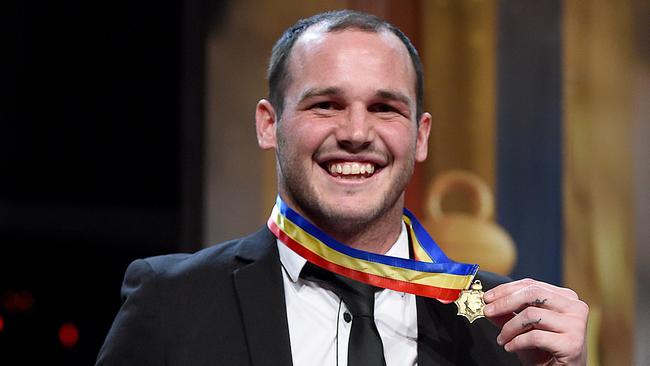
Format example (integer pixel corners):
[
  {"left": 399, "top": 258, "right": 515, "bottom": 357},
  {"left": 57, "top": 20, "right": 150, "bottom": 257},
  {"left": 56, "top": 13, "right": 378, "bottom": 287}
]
[{"left": 454, "top": 280, "right": 486, "bottom": 323}]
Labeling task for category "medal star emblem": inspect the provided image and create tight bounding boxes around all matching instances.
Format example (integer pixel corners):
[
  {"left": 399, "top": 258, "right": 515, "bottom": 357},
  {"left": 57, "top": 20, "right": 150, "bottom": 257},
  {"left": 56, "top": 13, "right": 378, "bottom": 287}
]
[{"left": 454, "top": 280, "right": 486, "bottom": 323}]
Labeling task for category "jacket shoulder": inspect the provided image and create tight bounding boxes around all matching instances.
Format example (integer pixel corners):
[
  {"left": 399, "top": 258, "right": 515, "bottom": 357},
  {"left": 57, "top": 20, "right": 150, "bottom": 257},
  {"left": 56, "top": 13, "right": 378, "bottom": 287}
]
[
  {"left": 97, "top": 227, "right": 277, "bottom": 366},
  {"left": 138, "top": 227, "right": 275, "bottom": 281}
]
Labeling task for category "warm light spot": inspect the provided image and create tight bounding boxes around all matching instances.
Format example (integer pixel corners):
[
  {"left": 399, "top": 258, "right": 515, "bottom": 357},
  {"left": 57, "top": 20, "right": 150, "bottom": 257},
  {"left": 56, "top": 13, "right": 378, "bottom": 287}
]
[
  {"left": 58, "top": 322, "right": 79, "bottom": 348},
  {"left": 0, "top": 315, "right": 4, "bottom": 332}
]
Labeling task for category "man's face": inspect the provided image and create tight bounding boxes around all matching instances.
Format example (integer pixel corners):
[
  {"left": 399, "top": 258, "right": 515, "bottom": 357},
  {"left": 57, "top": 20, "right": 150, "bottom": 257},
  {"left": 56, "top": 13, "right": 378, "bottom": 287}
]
[{"left": 258, "top": 28, "right": 431, "bottom": 236}]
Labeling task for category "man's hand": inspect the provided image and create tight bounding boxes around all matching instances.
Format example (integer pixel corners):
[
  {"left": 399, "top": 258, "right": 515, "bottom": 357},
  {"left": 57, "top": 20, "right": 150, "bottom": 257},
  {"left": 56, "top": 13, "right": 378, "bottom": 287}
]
[{"left": 483, "top": 279, "right": 589, "bottom": 365}]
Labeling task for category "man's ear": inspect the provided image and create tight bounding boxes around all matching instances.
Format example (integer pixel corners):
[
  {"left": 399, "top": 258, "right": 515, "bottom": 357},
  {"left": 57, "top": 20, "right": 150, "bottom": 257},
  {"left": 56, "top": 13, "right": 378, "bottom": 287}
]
[
  {"left": 256, "top": 99, "right": 278, "bottom": 150},
  {"left": 415, "top": 112, "right": 432, "bottom": 162}
]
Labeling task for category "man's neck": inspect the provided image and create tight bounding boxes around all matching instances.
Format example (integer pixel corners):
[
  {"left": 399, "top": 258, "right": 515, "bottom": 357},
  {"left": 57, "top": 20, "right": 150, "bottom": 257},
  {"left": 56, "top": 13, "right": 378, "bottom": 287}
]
[
  {"left": 328, "top": 221, "right": 401, "bottom": 255},
  {"left": 313, "top": 206, "right": 404, "bottom": 255},
  {"left": 278, "top": 193, "right": 406, "bottom": 255}
]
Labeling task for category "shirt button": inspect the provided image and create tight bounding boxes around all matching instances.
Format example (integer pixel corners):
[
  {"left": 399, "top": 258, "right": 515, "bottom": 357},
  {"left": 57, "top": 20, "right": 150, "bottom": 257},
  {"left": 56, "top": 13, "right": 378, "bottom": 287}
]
[{"left": 343, "top": 312, "right": 352, "bottom": 323}]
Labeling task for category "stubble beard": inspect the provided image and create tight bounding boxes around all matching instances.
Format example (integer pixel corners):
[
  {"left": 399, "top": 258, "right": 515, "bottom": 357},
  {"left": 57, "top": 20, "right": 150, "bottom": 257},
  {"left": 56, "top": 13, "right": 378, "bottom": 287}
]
[{"left": 275, "top": 136, "right": 415, "bottom": 243}]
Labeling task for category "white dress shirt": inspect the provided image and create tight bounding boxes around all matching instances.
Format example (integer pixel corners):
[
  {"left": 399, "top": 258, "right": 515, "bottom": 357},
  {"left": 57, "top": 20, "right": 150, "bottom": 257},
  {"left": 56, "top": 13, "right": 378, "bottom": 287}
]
[{"left": 277, "top": 222, "right": 418, "bottom": 366}]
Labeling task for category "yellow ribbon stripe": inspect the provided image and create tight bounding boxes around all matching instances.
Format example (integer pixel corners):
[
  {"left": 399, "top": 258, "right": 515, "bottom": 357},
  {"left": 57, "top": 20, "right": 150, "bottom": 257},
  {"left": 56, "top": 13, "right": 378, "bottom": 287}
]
[
  {"left": 403, "top": 215, "right": 434, "bottom": 263},
  {"left": 272, "top": 207, "right": 473, "bottom": 290}
]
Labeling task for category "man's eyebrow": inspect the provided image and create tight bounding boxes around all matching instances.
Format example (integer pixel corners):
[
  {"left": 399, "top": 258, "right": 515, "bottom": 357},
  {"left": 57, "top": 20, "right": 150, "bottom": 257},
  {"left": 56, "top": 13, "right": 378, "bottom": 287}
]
[
  {"left": 376, "top": 89, "right": 412, "bottom": 106},
  {"left": 297, "top": 87, "right": 412, "bottom": 107},
  {"left": 298, "top": 87, "right": 343, "bottom": 103}
]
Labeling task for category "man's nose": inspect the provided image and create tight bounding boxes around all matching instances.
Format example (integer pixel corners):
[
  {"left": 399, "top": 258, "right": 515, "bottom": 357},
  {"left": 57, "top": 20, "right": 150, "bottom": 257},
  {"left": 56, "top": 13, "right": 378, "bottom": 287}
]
[{"left": 336, "top": 105, "right": 373, "bottom": 151}]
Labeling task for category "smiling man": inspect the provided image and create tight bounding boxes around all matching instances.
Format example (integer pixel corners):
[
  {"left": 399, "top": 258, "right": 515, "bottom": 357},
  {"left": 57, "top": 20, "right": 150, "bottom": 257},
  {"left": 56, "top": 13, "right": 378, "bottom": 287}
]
[
  {"left": 97, "top": 10, "right": 588, "bottom": 366},
  {"left": 256, "top": 23, "right": 429, "bottom": 255}
]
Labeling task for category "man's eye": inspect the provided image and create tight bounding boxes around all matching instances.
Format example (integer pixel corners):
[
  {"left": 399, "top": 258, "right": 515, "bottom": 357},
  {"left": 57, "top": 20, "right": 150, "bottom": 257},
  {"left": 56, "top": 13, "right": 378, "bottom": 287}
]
[
  {"left": 312, "top": 101, "right": 336, "bottom": 110},
  {"left": 369, "top": 104, "right": 398, "bottom": 113}
]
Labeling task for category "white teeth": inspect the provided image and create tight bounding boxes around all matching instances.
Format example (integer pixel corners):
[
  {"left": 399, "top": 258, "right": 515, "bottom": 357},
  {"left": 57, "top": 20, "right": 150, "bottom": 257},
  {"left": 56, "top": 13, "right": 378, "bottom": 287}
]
[{"left": 327, "top": 162, "right": 376, "bottom": 176}]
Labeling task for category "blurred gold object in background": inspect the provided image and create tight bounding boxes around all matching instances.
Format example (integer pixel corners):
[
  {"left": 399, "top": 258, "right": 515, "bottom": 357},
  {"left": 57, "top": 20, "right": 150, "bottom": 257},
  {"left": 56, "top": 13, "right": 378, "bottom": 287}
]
[{"left": 423, "top": 170, "right": 517, "bottom": 276}]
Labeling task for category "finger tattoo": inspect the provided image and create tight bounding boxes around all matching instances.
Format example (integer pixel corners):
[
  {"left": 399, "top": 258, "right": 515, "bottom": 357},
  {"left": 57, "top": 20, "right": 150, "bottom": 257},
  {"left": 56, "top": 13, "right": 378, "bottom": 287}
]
[
  {"left": 528, "top": 298, "right": 547, "bottom": 307},
  {"left": 522, "top": 318, "right": 542, "bottom": 329}
]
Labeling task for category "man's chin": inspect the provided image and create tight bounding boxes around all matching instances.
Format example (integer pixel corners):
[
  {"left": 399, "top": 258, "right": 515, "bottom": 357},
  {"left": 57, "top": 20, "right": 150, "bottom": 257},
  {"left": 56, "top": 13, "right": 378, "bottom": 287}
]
[{"left": 311, "top": 204, "right": 383, "bottom": 231}]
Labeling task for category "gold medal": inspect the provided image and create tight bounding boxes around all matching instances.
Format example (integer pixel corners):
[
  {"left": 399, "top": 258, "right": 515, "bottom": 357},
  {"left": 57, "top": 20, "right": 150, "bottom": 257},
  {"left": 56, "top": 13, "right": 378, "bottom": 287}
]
[{"left": 454, "top": 280, "right": 485, "bottom": 323}]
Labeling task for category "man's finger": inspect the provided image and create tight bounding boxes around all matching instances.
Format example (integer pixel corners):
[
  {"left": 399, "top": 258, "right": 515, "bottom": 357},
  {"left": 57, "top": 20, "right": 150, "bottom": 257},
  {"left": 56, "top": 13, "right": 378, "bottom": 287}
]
[
  {"left": 503, "top": 329, "right": 586, "bottom": 365},
  {"left": 502, "top": 329, "right": 561, "bottom": 353},
  {"left": 484, "top": 284, "right": 583, "bottom": 317},
  {"left": 484, "top": 278, "right": 579, "bottom": 303},
  {"left": 495, "top": 307, "right": 570, "bottom": 346}
]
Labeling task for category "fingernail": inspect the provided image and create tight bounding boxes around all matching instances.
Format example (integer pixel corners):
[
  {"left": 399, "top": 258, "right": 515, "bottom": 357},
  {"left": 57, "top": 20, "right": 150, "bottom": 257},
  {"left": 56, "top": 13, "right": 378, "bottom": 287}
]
[
  {"left": 483, "top": 304, "right": 493, "bottom": 316},
  {"left": 484, "top": 291, "right": 493, "bottom": 301},
  {"left": 496, "top": 335, "right": 503, "bottom": 345},
  {"left": 504, "top": 343, "right": 511, "bottom": 352}
]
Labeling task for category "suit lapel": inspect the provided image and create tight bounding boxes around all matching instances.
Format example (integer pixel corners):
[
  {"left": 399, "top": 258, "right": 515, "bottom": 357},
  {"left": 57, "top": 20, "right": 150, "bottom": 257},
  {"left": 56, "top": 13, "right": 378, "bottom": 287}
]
[{"left": 232, "top": 228, "right": 293, "bottom": 366}]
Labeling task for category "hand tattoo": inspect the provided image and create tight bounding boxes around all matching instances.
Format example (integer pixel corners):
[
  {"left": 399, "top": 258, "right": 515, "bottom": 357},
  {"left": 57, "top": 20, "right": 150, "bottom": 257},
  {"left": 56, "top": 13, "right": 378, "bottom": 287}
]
[
  {"left": 522, "top": 318, "right": 542, "bottom": 329},
  {"left": 529, "top": 298, "right": 547, "bottom": 307}
]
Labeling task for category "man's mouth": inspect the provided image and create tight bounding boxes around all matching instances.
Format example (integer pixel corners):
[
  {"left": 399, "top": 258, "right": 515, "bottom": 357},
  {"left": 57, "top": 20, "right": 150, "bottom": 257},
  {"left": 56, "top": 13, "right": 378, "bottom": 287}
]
[{"left": 324, "top": 161, "right": 377, "bottom": 178}]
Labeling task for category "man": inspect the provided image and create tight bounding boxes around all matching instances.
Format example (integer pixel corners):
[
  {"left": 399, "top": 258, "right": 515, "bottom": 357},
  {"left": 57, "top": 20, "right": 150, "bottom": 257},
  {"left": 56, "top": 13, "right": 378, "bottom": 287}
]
[{"left": 97, "top": 10, "right": 588, "bottom": 366}]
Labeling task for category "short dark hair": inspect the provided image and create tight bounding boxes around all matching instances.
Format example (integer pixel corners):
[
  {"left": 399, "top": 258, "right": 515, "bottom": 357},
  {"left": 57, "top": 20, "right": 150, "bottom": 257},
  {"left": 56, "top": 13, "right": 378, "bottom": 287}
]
[{"left": 267, "top": 10, "right": 424, "bottom": 120}]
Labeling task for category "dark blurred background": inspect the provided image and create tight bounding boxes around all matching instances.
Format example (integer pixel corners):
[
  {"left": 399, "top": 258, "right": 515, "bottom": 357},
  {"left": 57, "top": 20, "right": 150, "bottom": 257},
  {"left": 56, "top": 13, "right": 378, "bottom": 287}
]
[{"left": 1, "top": 0, "right": 216, "bottom": 363}]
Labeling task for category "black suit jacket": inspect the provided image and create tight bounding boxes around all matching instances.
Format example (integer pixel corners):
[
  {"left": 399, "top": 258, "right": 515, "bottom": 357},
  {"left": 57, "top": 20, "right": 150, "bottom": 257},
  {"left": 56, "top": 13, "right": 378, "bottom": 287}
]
[{"left": 96, "top": 228, "right": 521, "bottom": 365}]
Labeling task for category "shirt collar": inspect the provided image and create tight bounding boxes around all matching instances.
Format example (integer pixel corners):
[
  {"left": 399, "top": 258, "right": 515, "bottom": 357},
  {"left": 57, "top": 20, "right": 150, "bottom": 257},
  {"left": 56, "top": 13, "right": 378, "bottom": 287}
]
[{"left": 277, "top": 221, "right": 410, "bottom": 283}]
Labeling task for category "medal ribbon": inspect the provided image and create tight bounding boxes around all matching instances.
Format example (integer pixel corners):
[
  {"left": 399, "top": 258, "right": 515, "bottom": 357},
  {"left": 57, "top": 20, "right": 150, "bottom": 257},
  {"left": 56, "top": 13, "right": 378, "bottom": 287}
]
[{"left": 268, "top": 196, "right": 479, "bottom": 302}]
